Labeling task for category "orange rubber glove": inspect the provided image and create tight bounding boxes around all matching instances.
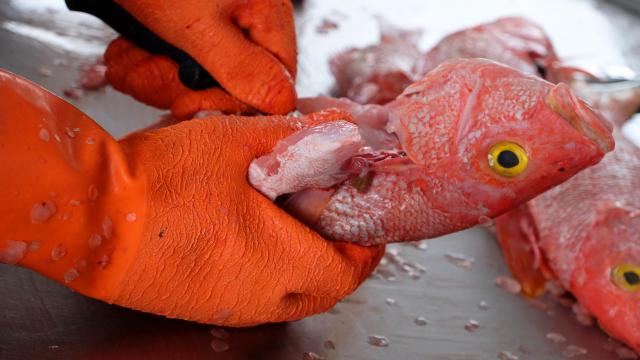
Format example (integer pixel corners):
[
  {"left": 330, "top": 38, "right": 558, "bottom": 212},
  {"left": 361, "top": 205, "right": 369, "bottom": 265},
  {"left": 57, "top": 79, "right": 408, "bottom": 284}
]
[
  {"left": 0, "top": 70, "right": 383, "bottom": 325},
  {"left": 67, "top": 0, "right": 297, "bottom": 119}
]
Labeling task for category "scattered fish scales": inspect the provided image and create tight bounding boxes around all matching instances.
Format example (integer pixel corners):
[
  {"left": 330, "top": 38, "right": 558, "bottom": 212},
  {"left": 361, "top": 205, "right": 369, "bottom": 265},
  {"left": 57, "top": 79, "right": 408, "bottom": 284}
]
[
  {"left": 528, "top": 298, "right": 550, "bottom": 310},
  {"left": 316, "top": 18, "right": 339, "bottom": 34},
  {"left": 31, "top": 201, "right": 56, "bottom": 224},
  {"left": 27, "top": 240, "right": 40, "bottom": 252},
  {"left": 546, "top": 332, "right": 567, "bottom": 343},
  {"left": 464, "top": 319, "right": 480, "bottom": 332},
  {"left": 51, "top": 244, "right": 67, "bottom": 262},
  {"left": 39, "top": 128, "right": 50, "bottom": 142},
  {"left": 478, "top": 300, "right": 491, "bottom": 310},
  {"left": 545, "top": 280, "right": 566, "bottom": 297},
  {"left": 495, "top": 275, "right": 522, "bottom": 294},
  {"left": 38, "top": 66, "right": 52, "bottom": 77},
  {"left": 302, "top": 352, "right": 326, "bottom": 360},
  {"left": 210, "top": 327, "right": 229, "bottom": 339},
  {"left": 63, "top": 268, "right": 79, "bottom": 283},
  {"left": 382, "top": 250, "right": 426, "bottom": 275},
  {"left": 384, "top": 297, "right": 396, "bottom": 306},
  {"left": 497, "top": 350, "right": 519, "bottom": 360},
  {"left": 374, "top": 267, "right": 397, "bottom": 281},
  {"left": 563, "top": 345, "right": 588, "bottom": 358},
  {"left": 414, "top": 316, "right": 428, "bottom": 326},
  {"left": 126, "top": 212, "right": 137, "bottom": 222},
  {"left": 571, "top": 303, "right": 594, "bottom": 327},
  {"left": 444, "top": 252, "right": 475, "bottom": 269},
  {"left": 368, "top": 335, "right": 389, "bottom": 347},
  {"left": 0, "top": 240, "right": 26, "bottom": 265},
  {"left": 409, "top": 241, "right": 429, "bottom": 250},
  {"left": 386, "top": 246, "right": 401, "bottom": 256},
  {"left": 210, "top": 339, "right": 230, "bottom": 353}
]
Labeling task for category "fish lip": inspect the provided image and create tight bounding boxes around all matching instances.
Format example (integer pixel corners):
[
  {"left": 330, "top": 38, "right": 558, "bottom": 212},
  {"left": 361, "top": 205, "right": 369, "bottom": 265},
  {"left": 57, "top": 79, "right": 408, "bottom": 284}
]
[{"left": 545, "top": 83, "right": 615, "bottom": 154}]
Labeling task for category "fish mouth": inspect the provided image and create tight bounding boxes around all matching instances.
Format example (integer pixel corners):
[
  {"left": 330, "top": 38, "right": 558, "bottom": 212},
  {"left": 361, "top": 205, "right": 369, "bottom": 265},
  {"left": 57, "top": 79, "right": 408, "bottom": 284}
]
[{"left": 545, "top": 83, "right": 614, "bottom": 153}]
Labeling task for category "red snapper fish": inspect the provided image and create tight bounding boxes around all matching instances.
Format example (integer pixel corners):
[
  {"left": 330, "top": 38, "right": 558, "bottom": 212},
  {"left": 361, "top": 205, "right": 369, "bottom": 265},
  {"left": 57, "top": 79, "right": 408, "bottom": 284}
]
[
  {"left": 249, "top": 58, "right": 613, "bottom": 246},
  {"left": 494, "top": 82, "right": 640, "bottom": 352},
  {"left": 326, "top": 14, "right": 640, "bottom": 351},
  {"left": 331, "top": 17, "right": 564, "bottom": 105},
  {"left": 414, "top": 17, "right": 559, "bottom": 80},
  {"left": 330, "top": 26, "right": 421, "bottom": 105}
]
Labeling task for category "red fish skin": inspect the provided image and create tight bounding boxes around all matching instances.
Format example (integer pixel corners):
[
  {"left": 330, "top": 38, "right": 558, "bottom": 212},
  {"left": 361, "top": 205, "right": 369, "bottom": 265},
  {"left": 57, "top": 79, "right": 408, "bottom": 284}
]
[
  {"left": 325, "top": 13, "right": 640, "bottom": 350},
  {"left": 414, "top": 17, "right": 558, "bottom": 80},
  {"left": 330, "top": 17, "right": 561, "bottom": 106},
  {"left": 494, "top": 79, "right": 640, "bottom": 351},
  {"left": 251, "top": 59, "right": 614, "bottom": 246},
  {"left": 316, "top": 59, "right": 612, "bottom": 245},
  {"left": 496, "top": 130, "right": 640, "bottom": 352}
]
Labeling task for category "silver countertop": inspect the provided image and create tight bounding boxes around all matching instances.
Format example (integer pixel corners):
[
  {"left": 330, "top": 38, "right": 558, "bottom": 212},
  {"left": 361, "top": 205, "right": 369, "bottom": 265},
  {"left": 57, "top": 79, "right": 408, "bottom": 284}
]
[{"left": 1, "top": 1, "right": 639, "bottom": 359}]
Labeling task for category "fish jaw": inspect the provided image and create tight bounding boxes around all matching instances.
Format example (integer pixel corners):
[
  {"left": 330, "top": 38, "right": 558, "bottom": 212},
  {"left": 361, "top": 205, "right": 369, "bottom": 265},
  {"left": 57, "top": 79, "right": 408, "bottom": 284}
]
[
  {"left": 545, "top": 82, "right": 614, "bottom": 153},
  {"left": 569, "top": 207, "right": 640, "bottom": 352},
  {"left": 387, "top": 58, "right": 614, "bottom": 221}
]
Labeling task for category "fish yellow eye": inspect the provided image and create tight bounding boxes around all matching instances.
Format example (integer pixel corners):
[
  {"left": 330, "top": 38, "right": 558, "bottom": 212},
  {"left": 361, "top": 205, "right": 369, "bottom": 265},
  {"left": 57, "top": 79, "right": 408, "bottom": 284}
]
[
  {"left": 611, "top": 264, "right": 640, "bottom": 292},
  {"left": 488, "top": 142, "right": 528, "bottom": 177}
]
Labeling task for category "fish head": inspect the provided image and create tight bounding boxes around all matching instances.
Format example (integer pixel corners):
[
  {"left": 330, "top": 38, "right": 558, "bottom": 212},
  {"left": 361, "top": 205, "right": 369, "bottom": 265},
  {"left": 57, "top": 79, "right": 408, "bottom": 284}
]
[
  {"left": 571, "top": 205, "right": 640, "bottom": 352},
  {"left": 387, "top": 58, "right": 614, "bottom": 220}
]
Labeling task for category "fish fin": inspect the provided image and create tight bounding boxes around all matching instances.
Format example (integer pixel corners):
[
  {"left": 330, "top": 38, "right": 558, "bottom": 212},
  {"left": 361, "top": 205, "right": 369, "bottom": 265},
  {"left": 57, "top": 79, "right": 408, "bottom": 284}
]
[{"left": 494, "top": 204, "right": 554, "bottom": 297}]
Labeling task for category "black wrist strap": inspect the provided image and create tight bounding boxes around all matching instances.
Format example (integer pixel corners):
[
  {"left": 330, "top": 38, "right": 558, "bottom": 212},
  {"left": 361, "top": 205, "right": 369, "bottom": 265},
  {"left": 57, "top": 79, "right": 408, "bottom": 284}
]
[{"left": 65, "top": 0, "right": 219, "bottom": 90}]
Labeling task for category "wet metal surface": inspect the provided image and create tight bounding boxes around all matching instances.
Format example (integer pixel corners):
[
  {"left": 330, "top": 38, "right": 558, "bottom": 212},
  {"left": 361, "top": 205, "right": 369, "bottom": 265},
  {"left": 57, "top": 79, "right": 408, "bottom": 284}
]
[{"left": 1, "top": 1, "right": 640, "bottom": 359}]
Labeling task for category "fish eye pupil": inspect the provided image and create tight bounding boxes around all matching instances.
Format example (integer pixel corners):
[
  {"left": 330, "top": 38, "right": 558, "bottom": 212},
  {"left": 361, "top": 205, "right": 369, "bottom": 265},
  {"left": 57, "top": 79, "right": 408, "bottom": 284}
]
[
  {"left": 623, "top": 271, "right": 640, "bottom": 285},
  {"left": 497, "top": 150, "right": 519, "bottom": 169}
]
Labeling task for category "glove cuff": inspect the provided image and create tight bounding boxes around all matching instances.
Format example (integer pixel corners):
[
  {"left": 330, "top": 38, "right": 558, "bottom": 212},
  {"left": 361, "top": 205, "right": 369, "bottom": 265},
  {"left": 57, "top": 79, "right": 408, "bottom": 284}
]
[{"left": 0, "top": 70, "right": 146, "bottom": 301}]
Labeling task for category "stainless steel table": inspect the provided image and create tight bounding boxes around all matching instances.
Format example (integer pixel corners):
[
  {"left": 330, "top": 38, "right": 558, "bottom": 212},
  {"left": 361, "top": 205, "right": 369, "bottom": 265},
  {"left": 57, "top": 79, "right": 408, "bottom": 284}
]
[{"left": 1, "top": 1, "right": 639, "bottom": 359}]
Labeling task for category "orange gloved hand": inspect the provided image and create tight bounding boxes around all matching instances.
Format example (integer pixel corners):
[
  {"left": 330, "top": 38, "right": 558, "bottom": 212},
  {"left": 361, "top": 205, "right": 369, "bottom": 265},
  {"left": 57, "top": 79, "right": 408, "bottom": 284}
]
[
  {"left": 66, "top": 0, "right": 297, "bottom": 119},
  {"left": 0, "top": 70, "right": 383, "bottom": 325}
]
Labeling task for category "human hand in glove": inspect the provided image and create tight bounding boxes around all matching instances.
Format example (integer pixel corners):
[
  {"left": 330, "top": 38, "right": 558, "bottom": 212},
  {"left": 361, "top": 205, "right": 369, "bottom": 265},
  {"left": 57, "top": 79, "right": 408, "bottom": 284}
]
[
  {"left": 66, "top": 0, "right": 297, "bottom": 119},
  {"left": 0, "top": 69, "right": 383, "bottom": 325}
]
